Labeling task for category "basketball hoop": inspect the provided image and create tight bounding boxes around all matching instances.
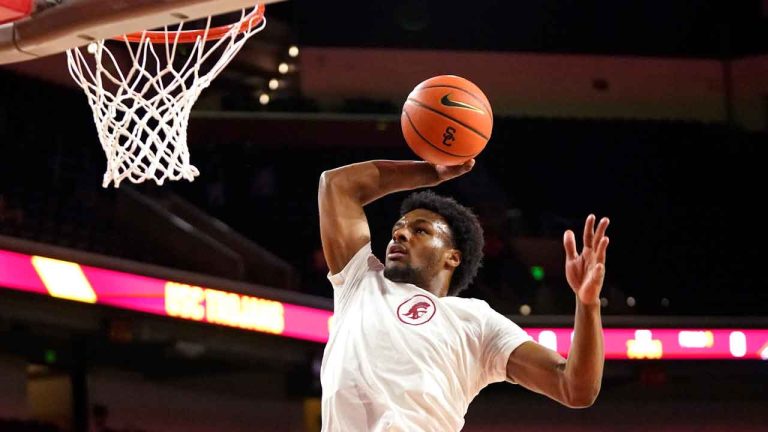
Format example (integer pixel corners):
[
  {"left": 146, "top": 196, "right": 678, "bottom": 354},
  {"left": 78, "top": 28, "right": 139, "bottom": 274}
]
[{"left": 66, "top": 5, "right": 266, "bottom": 187}]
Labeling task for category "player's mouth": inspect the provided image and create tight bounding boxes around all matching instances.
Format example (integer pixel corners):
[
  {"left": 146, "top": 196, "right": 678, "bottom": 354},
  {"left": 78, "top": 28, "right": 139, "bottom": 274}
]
[{"left": 387, "top": 244, "right": 408, "bottom": 260}]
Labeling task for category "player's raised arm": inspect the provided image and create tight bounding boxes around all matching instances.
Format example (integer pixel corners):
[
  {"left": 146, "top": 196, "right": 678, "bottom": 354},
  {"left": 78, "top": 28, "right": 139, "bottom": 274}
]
[
  {"left": 318, "top": 160, "right": 474, "bottom": 274},
  {"left": 506, "top": 215, "right": 609, "bottom": 408}
]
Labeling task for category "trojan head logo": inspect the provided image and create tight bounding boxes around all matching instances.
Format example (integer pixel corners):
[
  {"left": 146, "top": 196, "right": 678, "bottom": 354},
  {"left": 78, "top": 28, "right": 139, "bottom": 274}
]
[
  {"left": 397, "top": 294, "right": 437, "bottom": 326},
  {"left": 403, "top": 302, "right": 431, "bottom": 319}
]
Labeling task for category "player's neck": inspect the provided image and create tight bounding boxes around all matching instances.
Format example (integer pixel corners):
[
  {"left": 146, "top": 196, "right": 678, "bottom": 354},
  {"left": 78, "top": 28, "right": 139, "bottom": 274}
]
[{"left": 420, "top": 273, "right": 451, "bottom": 298}]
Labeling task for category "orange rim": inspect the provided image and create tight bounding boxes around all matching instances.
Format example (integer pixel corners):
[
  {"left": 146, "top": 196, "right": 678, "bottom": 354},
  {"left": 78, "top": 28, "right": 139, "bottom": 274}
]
[{"left": 115, "top": 4, "right": 265, "bottom": 44}]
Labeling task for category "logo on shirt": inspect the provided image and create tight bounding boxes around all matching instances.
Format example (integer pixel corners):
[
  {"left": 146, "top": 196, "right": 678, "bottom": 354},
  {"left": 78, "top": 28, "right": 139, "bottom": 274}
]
[{"left": 397, "top": 294, "right": 436, "bottom": 326}]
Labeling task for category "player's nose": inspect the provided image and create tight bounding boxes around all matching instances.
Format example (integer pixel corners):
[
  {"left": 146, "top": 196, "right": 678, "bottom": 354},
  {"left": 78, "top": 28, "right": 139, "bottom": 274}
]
[{"left": 392, "top": 226, "right": 410, "bottom": 243}]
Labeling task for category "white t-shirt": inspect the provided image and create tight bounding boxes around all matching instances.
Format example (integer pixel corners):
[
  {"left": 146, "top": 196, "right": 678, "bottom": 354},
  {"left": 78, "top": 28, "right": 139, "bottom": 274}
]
[{"left": 321, "top": 243, "right": 533, "bottom": 432}]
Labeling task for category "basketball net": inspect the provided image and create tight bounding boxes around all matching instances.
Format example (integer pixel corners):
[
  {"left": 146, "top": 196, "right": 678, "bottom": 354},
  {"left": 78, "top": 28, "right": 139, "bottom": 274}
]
[{"left": 66, "top": 6, "right": 266, "bottom": 187}]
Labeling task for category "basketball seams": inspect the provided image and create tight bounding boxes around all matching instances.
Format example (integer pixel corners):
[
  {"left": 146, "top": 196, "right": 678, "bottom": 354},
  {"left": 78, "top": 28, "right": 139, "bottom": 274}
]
[
  {"left": 402, "top": 110, "right": 479, "bottom": 159},
  {"left": 413, "top": 84, "right": 493, "bottom": 115},
  {"left": 405, "top": 98, "right": 491, "bottom": 141}
]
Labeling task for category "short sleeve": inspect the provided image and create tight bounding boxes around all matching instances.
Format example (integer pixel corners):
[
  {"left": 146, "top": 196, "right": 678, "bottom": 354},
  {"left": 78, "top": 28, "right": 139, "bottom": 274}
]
[
  {"left": 327, "top": 243, "right": 376, "bottom": 313},
  {"left": 481, "top": 306, "right": 533, "bottom": 384}
]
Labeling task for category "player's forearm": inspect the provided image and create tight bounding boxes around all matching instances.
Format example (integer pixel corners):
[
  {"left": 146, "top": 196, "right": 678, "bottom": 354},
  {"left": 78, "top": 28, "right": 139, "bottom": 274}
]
[
  {"left": 563, "top": 302, "right": 604, "bottom": 407},
  {"left": 321, "top": 160, "right": 440, "bottom": 206}
]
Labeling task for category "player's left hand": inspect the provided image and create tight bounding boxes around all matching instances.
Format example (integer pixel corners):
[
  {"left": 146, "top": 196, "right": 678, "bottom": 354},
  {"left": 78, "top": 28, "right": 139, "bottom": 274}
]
[{"left": 563, "top": 215, "right": 610, "bottom": 306}]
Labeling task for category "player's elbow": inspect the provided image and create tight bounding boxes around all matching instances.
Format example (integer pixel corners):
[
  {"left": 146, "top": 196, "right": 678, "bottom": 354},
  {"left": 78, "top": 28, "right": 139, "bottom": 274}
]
[
  {"left": 319, "top": 170, "right": 334, "bottom": 190},
  {"left": 565, "top": 394, "right": 597, "bottom": 409},
  {"left": 563, "top": 387, "right": 600, "bottom": 409},
  {"left": 320, "top": 168, "right": 351, "bottom": 190},
  {"left": 319, "top": 170, "right": 340, "bottom": 197},
  {"left": 319, "top": 169, "right": 363, "bottom": 204}
]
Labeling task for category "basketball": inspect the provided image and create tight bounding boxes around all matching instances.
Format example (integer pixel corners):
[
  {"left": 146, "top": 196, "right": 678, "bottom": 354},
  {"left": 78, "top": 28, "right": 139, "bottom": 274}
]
[{"left": 401, "top": 75, "right": 493, "bottom": 166}]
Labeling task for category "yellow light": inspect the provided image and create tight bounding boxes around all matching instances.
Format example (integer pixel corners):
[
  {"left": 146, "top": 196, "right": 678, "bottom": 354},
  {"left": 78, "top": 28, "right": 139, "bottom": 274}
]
[
  {"left": 205, "top": 289, "right": 240, "bottom": 325},
  {"left": 627, "top": 330, "right": 663, "bottom": 359},
  {"left": 164, "top": 284, "right": 285, "bottom": 334},
  {"left": 32, "top": 256, "right": 97, "bottom": 303},
  {"left": 240, "top": 295, "right": 285, "bottom": 333},
  {"left": 259, "top": 93, "right": 270, "bottom": 105},
  {"left": 268, "top": 79, "right": 279, "bottom": 90},
  {"left": 288, "top": 45, "right": 299, "bottom": 57},
  {"left": 678, "top": 330, "right": 714, "bottom": 348},
  {"left": 278, "top": 62, "right": 289, "bottom": 74},
  {"left": 204, "top": 288, "right": 284, "bottom": 334},
  {"left": 165, "top": 282, "right": 205, "bottom": 320}
]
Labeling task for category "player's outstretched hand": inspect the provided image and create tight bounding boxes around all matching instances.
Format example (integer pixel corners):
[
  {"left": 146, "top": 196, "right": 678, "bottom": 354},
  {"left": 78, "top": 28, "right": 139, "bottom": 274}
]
[{"left": 563, "top": 214, "right": 610, "bottom": 306}]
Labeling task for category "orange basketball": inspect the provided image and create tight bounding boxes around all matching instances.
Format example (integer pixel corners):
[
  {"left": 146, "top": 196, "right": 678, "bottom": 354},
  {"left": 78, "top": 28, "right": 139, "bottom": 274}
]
[{"left": 401, "top": 75, "right": 493, "bottom": 166}]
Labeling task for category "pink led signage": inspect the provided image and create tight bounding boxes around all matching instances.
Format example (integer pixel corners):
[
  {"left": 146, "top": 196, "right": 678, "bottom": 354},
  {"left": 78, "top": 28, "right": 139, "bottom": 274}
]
[{"left": 1, "top": 249, "right": 766, "bottom": 358}]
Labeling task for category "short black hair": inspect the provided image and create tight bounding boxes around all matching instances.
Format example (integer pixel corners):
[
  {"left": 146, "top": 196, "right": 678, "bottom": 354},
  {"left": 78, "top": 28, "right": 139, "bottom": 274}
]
[{"left": 400, "top": 191, "right": 484, "bottom": 296}]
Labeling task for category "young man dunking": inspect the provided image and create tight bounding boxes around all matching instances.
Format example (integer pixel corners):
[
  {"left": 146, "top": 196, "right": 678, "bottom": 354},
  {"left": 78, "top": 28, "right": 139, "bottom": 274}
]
[{"left": 318, "top": 159, "right": 609, "bottom": 431}]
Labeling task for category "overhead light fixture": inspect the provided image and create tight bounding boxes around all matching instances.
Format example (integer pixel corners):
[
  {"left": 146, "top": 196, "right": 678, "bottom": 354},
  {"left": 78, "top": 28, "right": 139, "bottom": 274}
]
[{"left": 519, "top": 304, "right": 531, "bottom": 316}]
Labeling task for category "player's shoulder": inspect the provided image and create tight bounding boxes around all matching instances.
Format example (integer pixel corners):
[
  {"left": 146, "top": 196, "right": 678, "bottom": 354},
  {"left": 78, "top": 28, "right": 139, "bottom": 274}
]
[
  {"left": 366, "top": 254, "right": 385, "bottom": 272},
  {"left": 328, "top": 243, "right": 384, "bottom": 286},
  {"left": 353, "top": 242, "right": 384, "bottom": 272},
  {"left": 442, "top": 295, "right": 491, "bottom": 307},
  {"left": 440, "top": 296, "right": 495, "bottom": 316}
]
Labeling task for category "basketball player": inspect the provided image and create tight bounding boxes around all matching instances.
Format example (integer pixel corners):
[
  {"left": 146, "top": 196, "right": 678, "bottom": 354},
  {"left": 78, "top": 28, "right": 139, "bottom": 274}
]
[{"left": 319, "top": 159, "right": 609, "bottom": 431}]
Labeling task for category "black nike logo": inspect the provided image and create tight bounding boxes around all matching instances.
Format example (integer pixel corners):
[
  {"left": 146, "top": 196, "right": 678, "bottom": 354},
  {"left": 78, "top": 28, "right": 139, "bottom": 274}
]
[{"left": 440, "top": 94, "right": 485, "bottom": 114}]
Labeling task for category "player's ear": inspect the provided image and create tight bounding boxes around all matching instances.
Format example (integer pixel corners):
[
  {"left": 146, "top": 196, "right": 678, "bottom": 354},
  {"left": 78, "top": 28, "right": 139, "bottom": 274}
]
[{"left": 445, "top": 249, "right": 461, "bottom": 269}]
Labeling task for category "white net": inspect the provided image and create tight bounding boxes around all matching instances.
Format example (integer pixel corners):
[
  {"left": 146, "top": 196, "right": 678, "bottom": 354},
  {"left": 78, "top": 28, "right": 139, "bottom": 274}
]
[{"left": 66, "top": 6, "right": 266, "bottom": 187}]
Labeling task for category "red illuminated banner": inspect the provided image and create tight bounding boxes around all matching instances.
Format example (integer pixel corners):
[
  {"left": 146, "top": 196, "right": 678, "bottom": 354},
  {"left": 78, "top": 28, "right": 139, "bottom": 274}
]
[
  {"left": 0, "top": 249, "right": 767, "bottom": 359},
  {"left": 0, "top": 249, "right": 332, "bottom": 343}
]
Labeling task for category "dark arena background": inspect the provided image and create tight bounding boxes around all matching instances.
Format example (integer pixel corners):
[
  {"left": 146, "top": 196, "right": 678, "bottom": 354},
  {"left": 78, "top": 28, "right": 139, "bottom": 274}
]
[{"left": 0, "top": 0, "right": 767, "bottom": 431}]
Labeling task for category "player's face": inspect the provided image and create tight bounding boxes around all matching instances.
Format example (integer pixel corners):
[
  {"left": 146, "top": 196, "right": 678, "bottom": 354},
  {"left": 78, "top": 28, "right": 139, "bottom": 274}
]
[{"left": 383, "top": 209, "right": 455, "bottom": 286}]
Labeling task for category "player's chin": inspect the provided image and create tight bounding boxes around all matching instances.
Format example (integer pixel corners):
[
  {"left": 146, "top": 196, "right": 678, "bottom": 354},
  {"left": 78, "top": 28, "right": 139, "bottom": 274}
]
[
  {"left": 384, "top": 259, "right": 404, "bottom": 271},
  {"left": 383, "top": 263, "right": 416, "bottom": 283},
  {"left": 385, "top": 255, "right": 408, "bottom": 266}
]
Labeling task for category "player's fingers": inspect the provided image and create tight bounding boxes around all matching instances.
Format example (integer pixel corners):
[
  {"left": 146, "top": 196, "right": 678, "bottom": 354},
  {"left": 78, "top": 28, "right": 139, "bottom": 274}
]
[
  {"left": 564, "top": 230, "right": 578, "bottom": 260},
  {"left": 596, "top": 236, "right": 609, "bottom": 264},
  {"left": 583, "top": 214, "right": 595, "bottom": 249},
  {"left": 592, "top": 217, "right": 610, "bottom": 250}
]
